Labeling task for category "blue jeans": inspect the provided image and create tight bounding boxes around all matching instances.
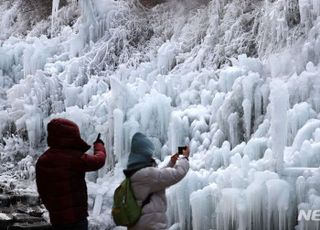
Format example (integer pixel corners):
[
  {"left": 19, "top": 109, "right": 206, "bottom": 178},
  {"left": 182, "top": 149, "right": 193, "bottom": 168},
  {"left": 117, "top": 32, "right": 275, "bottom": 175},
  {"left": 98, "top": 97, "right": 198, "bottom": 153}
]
[{"left": 52, "top": 218, "right": 88, "bottom": 230}]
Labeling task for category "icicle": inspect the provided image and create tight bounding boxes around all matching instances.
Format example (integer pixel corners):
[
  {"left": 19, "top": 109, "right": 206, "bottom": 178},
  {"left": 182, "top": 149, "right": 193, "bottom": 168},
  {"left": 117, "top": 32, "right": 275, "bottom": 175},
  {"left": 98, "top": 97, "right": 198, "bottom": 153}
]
[
  {"left": 113, "top": 109, "right": 124, "bottom": 166},
  {"left": 287, "top": 102, "right": 316, "bottom": 145},
  {"left": 296, "top": 176, "right": 306, "bottom": 204},
  {"left": 242, "top": 99, "right": 252, "bottom": 141},
  {"left": 168, "top": 112, "right": 185, "bottom": 153},
  {"left": 254, "top": 86, "right": 263, "bottom": 129},
  {"left": 285, "top": 0, "right": 300, "bottom": 27},
  {"left": 51, "top": 0, "right": 60, "bottom": 37},
  {"left": 243, "top": 138, "right": 268, "bottom": 160},
  {"left": 242, "top": 73, "right": 260, "bottom": 141},
  {"left": 79, "top": 0, "right": 98, "bottom": 27},
  {"left": 92, "top": 189, "right": 104, "bottom": 216},
  {"left": 292, "top": 119, "right": 320, "bottom": 152},
  {"left": 157, "top": 41, "right": 177, "bottom": 75},
  {"left": 190, "top": 184, "right": 218, "bottom": 230},
  {"left": 228, "top": 112, "right": 240, "bottom": 148},
  {"left": 266, "top": 179, "right": 291, "bottom": 230},
  {"left": 218, "top": 67, "right": 243, "bottom": 92},
  {"left": 270, "top": 79, "right": 289, "bottom": 172},
  {"left": 216, "top": 188, "right": 243, "bottom": 230},
  {"left": 299, "top": 0, "right": 312, "bottom": 28},
  {"left": 312, "top": 0, "right": 320, "bottom": 17}
]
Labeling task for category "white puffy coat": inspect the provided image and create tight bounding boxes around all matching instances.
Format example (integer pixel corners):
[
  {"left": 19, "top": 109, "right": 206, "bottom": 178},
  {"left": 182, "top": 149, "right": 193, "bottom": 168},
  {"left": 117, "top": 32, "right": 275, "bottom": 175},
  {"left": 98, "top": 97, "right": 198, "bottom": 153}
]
[{"left": 128, "top": 158, "right": 189, "bottom": 230}]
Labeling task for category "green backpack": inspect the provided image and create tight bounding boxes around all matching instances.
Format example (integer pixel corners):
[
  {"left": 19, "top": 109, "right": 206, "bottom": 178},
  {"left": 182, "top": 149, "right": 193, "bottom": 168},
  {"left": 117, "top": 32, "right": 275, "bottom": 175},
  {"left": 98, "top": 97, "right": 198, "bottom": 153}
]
[{"left": 112, "top": 178, "right": 151, "bottom": 226}]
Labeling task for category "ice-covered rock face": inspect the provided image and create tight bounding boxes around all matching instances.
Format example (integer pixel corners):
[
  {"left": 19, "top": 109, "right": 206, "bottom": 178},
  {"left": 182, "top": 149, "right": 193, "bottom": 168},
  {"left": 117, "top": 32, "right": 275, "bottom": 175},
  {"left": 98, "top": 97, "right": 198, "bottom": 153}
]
[{"left": 1, "top": 0, "right": 320, "bottom": 229}]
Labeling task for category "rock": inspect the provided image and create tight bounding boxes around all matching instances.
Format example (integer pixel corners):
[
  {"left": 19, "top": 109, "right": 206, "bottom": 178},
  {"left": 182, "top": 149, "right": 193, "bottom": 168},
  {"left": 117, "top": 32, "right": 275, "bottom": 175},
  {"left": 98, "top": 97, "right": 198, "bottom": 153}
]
[
  {"left": 12, "top": 213, "right": 43, "bottom": 223},
  {"left": 138, "top": 0, "right": 165, "bottom": 8},
  {"left": 16, "top": 193, "right": 40, "bottom": 206},
  {"left": 16, "top": 206, "right": 29, "bottom": 214},
  {"left": 0, "top": 194, "right": 14, "bottom": 207},
  {"left": 0, "top": 182, "right": 50, "bottom": 229},
  {"left": 0, "top": 213, "right": 13, "bottom": 229},
  {"left": 20, "top": 0, "right": 68, "bottom": 20},
  {"left": 28, "top": 209, "right": 44, "bottom": 218},
  {"left": 0, "top": 213, "right": 13, "bottom": 220},
  {"left": 0, "top": 192, "right": 40, "bottom": 208},
  {"left": 16, "top": 205, "right": 44, "bottom": 218},
  {"left": 9, "top": 222, "right": 52, "bottom": 230},
  {"left": 0, "top": 182, "right": 16, "bottom": 194}
]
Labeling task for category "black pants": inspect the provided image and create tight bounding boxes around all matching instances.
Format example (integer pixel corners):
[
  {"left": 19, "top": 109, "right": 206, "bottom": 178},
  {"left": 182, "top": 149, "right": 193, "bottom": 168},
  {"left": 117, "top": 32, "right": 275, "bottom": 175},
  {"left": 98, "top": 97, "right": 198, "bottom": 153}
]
[{"left": 52, "top": 218, "right": 88, "bottom": 230}]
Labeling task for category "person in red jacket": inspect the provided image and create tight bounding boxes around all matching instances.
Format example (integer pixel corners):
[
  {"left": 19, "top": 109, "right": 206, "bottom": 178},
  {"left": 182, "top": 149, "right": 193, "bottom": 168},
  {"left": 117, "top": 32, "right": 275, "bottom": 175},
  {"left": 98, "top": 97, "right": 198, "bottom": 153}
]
[{"left": 36, "top": 118, "right": 106, "bottom": 230}]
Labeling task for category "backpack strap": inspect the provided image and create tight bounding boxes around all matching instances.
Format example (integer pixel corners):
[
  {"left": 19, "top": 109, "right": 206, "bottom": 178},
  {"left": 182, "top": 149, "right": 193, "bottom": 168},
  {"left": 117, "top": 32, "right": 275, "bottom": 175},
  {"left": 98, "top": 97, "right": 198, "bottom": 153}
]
[
  {"left": 124, "top": 169, "right": 153, "bottom": 208},
  {"left": 141, "top": 193, "right": 153, "bottom": 208}
]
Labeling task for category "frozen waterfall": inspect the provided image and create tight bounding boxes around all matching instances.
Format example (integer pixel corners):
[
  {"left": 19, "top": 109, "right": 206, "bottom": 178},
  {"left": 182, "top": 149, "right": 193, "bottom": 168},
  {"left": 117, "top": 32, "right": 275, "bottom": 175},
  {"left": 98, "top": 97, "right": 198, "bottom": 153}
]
[{"left": 1, "top": 0, "right": 320, "bottom": 229}]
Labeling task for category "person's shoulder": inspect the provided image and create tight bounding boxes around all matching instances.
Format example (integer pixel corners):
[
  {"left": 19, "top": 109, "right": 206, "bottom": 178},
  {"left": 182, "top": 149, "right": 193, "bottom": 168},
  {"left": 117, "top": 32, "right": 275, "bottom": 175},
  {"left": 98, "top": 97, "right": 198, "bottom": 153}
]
[
  {"left": 37, "top": 149, "right": 50, "bottom": 160},
  {"left": 36, "top": 150, "right": 51, "bottom": 168},
  {"left": 37, "top": 148, "right": 77, "bottom": 162},
  {"left": 131, "top": 167, "right": 160, "bottom": 181}
]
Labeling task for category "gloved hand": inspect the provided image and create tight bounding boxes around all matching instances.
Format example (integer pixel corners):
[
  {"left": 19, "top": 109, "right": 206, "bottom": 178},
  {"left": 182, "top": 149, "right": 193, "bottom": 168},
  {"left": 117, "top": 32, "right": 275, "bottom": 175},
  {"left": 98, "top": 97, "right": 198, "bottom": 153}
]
[
  {"left": 94, "top": 133, "right": 104, "bottom": 145},
  {"left": 170, "top": 152, "right": 179, "bottom": 165},
  {"left": 182, "top": 146, "right": 190, "bottom": 159}
]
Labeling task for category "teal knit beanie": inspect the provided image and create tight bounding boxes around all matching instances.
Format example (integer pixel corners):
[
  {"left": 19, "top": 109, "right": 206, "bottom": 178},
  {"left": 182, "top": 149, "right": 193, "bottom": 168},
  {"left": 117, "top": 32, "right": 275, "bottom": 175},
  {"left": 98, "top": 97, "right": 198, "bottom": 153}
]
[{"left": 126, "top": 132, "right": 155, "bottom": 170}]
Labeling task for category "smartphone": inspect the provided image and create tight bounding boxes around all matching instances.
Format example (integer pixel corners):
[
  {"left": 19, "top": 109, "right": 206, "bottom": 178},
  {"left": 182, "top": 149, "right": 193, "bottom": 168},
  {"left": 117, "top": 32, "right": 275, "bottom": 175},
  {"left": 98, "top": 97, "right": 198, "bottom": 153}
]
[{"left": 178, "top": 146, "right": 187, "bottom": 155}]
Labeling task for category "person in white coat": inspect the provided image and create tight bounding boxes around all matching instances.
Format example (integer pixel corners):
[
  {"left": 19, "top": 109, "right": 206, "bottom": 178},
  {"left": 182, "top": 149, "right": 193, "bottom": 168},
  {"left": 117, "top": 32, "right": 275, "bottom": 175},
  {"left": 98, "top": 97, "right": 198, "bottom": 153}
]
[{"left": 123, "top": 132, "right": 190, "bottom": 230}]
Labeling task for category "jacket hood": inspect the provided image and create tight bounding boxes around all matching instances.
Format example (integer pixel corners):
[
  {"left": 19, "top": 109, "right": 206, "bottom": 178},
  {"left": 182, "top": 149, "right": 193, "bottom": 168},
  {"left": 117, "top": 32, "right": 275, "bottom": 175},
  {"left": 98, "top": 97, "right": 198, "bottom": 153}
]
[
  {"left": 126, "top": 132, "right": 155, "bottom": 171},
  {"left": 47, "top": 118, "right": 90, "bottom": 152}
]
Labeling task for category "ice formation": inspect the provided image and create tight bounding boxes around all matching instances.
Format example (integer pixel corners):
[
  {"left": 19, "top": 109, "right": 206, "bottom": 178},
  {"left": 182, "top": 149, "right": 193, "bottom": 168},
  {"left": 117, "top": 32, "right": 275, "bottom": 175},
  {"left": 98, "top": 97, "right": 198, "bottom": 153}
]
[{"left": 1, "top": 0, "right": 320, "bottom": 229}]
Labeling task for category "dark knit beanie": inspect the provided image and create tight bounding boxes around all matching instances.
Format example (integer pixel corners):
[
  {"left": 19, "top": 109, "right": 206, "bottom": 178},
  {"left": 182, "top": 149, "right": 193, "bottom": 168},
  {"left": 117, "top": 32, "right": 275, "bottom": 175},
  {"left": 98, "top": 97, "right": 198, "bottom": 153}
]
[{"left": 126, "top": 132, "right": 155, "bottom": 170}]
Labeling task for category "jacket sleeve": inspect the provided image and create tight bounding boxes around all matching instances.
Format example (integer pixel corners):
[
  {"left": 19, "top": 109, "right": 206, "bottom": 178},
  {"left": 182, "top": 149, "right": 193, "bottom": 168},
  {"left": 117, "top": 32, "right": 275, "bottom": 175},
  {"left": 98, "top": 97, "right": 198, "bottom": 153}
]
[
  {"left": 166, "top": 159, "right": 175, "bottom": 168},
  {"left": 77, "top": 142, "right": 106, "bottom": 172},
  {"left": 159, "top": 159, "right": 174, "bottom": 169},
  {"left": 35, "top": 160, "right": 46, "bottom": 203},
  {"left": 149, "top": 157, "right": 189, "bottom": 193}
]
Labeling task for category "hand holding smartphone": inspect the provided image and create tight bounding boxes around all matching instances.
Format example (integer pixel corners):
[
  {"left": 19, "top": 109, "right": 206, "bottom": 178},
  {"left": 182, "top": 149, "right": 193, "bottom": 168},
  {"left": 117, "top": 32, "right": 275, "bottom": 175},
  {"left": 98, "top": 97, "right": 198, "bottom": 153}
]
[
  {"left": 94, "top": 133, "right": 104, "bottom": 145},
  {"left": 178, "top": 146, "right": 190, "bottom": 159},
  {"left": 178, "top": 146, "right": 187, "bottom": 155}
]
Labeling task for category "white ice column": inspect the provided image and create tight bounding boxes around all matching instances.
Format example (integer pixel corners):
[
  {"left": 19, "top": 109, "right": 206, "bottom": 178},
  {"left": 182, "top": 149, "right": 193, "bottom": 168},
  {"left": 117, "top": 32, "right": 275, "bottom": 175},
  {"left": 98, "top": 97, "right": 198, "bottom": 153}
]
[
  {"left": 51, "top": 0, "right": 60, "bottom": 36},
  {"left": 270, "top": 79, "right": 289, "bottom": 172},
  {"left": 113, "top": 109, "right": 124, "bottom": 166},
  {"left": 168, "top": 112, "right": 185, "bottom": 153}
]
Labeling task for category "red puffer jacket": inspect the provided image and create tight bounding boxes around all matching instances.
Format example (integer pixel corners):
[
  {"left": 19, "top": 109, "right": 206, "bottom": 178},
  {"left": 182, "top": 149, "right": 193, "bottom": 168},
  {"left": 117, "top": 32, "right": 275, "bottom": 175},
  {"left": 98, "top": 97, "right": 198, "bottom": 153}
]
[{"left": 36, "top": 118, "right": 106, "bottom": 225}]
